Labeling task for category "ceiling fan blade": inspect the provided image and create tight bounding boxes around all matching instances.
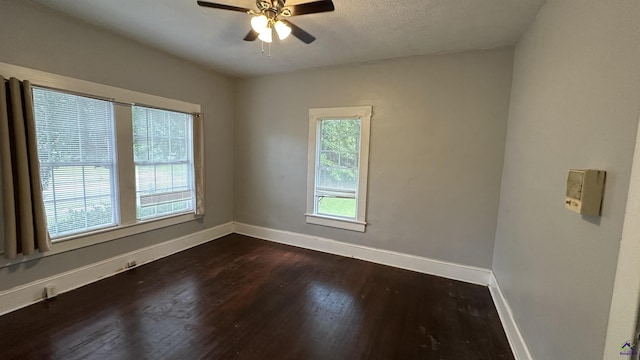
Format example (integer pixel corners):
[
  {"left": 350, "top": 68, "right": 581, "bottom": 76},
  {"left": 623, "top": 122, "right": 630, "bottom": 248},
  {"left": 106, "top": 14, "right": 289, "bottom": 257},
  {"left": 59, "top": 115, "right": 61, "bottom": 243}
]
[
  {"left": 282, "top": 20, "right": 316, "bottom": 44},
  {"left": 243, "top": 29, "right": 259, "bottom": 41},
  {"left": 196, "top": 1, "right": 251, "bottom": 13},
  {"left": 285, "top": 0, "right": 334, "bottom": 16}
]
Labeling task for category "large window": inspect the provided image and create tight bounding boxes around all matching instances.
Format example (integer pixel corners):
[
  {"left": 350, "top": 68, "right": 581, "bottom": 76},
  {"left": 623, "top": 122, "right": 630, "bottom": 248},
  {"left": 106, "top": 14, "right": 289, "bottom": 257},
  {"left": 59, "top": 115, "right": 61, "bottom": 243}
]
[
  {"left": 306, "top": 106, "right": 372, "bottom": 232},
  {"left": 133, "top": 106, "right": 194, "bottom": 220},
  {"left": 33, "top": 88, "right": 117, "bottom": 238},
  {"left": 31, "top": 86, "right": 199, "bottom": 241}
]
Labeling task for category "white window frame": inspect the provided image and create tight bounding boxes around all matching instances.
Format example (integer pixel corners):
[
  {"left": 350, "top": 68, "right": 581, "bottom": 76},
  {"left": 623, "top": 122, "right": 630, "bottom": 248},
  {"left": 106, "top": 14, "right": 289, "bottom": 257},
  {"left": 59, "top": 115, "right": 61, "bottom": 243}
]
[
  {"left": 32, "top": 87, "right": 120, "bottom": 238},
  {"left": 0, "top": 62, "right": 201, "bottom": 266},
  {"left": 132, "top": 106, "right": 196, "bottom": 221},
  {"left": 306, "top": 106, "right": 372, "bottom": 232}
]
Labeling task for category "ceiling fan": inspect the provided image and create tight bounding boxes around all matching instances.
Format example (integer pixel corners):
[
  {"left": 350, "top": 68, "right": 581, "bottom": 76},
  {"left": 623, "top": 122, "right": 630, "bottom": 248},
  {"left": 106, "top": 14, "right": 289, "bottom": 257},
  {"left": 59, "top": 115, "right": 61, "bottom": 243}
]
[{"left": 196, "top": 0, "right": 335, "bottom": 44}]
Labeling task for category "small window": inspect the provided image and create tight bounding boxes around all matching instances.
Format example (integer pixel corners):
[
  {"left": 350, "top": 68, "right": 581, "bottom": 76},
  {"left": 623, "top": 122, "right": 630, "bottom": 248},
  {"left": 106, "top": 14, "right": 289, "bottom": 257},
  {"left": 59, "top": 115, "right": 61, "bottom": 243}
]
[
  {"left": 33, "top": 88, "right": 117, "bottom": 238},
  {"left": 132, "top": 106, "right": 195, "bottom": 220},
  {"left": 306, "top": 106, "right": 372, "bottom": 232}
]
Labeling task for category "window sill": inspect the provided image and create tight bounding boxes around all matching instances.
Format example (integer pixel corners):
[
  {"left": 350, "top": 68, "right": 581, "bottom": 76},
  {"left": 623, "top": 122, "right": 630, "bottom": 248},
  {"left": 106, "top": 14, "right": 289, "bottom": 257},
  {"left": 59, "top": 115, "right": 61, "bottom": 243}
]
[
  {"left": 0, "top": 212, "right": 198, "bottom": 269},
  {"left": 305, "top": 213, "right": 366, "bottom": 232}
]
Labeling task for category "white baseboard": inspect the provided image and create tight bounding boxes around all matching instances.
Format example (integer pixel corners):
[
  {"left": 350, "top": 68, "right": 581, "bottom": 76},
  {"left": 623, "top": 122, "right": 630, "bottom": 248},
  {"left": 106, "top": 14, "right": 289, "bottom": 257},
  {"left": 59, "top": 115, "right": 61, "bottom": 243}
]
[
  {"left": 489, "top": 273, "right": 533, "bottom": 360},
  {"left": 233, "top": 222, "right": 492, "bottom": 286},
  {"left": 0, "top": 222, "right": 233, "bottom": 316}
]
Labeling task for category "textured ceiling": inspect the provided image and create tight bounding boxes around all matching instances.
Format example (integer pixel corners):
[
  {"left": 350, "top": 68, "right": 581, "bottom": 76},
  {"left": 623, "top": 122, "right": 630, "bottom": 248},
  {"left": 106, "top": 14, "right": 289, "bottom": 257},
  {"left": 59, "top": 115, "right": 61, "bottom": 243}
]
[{"left": 32, "top": 0, "right": 545, "bottom": 77}]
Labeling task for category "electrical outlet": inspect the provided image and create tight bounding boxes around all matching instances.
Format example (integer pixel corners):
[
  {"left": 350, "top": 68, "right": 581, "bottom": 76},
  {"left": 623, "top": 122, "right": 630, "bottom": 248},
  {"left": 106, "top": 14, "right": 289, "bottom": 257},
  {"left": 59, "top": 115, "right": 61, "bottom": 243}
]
[
  {"left": 126, "top": 260, "right": 137, "bottom": 269},
  {"left": 44, "top": 284, "right": 57, "bottom": 299}
]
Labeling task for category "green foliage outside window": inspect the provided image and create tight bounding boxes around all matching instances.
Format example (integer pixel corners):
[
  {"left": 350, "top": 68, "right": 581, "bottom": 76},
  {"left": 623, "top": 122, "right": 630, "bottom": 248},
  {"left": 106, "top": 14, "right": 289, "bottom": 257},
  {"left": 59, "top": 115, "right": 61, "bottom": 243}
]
[{"left": 318, "top": 119, "right": 360, "bottom": 189}]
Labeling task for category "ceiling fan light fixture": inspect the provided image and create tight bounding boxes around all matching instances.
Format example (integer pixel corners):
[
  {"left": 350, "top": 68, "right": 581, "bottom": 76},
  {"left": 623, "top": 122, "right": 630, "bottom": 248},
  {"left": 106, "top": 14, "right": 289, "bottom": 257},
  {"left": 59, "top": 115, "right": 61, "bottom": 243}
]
[
  {"left": 250, "top": 15, "right": 268, "bottom": 33},
  {"left": 258, "top": 27, "right": 273, "bottom": 43},
  {"left": 274, "top": 20, "right": 291, "bottom": 40},
  {"left": 197, "top": 0, "right": 334, "bottom": 45}
]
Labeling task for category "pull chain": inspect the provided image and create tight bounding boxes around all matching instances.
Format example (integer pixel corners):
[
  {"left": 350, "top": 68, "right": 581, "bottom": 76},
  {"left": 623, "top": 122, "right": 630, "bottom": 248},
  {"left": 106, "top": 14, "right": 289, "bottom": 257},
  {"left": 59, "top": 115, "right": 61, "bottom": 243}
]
[{"left": 259, "top": 40, "right": 272, "bottom": 58}]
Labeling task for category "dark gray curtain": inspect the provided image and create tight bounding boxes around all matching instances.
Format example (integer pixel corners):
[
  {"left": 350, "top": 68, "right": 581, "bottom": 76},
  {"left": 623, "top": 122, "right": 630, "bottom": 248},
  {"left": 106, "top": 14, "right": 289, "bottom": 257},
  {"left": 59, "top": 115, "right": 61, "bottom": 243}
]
[
  {"left": 0, "top": 76, "right": 50, "bottom": 259},
  {"left": 193, "top": 113, "right": 205, "bottom": 217}
]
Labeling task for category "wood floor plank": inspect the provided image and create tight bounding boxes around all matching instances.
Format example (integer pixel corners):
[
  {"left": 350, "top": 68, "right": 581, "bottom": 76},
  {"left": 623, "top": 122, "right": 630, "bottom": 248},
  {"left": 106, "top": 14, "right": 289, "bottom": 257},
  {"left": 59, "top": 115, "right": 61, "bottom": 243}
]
[{"left": 0, "top": 234, "right": 514, "bottom": 359}]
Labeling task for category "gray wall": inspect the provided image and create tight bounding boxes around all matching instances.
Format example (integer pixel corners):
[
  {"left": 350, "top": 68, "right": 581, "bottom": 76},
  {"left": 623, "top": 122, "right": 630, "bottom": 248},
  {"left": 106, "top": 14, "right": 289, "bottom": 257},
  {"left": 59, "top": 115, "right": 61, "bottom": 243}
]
[
  {"left": 492, "top": 0, "right": 640, "bottom": 359},
  {"left": 235, "top": 49, "right": 514, "bottom": 269},
  {"left": 0, "top": 0, "right": 234, "bottom": 290}
]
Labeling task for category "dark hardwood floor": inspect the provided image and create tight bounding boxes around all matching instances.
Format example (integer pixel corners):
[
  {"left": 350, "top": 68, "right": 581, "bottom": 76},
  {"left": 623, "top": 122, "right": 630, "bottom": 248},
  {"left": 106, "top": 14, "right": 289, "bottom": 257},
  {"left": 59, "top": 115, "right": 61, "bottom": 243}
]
[{"left": 0, "top": 234, "right": 513, "bottom": 360}]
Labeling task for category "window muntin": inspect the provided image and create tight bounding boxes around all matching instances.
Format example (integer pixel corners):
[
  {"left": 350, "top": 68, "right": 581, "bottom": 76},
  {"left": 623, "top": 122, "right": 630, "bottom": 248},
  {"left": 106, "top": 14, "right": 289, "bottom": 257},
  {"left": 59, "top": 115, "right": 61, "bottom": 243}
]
[
  {"left": 32, "top": 87, "right": 117, "bottom": 238},
  {"left": 315, "top": 119, "right": 361, "bottom": 219},
  {"left": 132, "top": 106, "right": 194, "bottom": 220}
]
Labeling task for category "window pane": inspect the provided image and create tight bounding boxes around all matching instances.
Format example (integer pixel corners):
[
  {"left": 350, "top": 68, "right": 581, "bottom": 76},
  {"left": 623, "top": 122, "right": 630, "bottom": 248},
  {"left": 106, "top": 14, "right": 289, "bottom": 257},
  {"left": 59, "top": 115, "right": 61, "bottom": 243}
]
[
  {"left": 317, "top": 197, "right": 356, "bottom": 218},
  {"left": 315, "top": 119, "right": 361, "bottom": 219},
  {"left": 317, "top": 119, "right": 360, "bottom": 192},
  {"left": 33, "top": 88, "right": 116, "bottom": 238},
  {"left": 133, "top": 106, "right": 190, "bottom": 163},
  {"left": 132, "top": 106, "right": 194, "bottom": 220}
]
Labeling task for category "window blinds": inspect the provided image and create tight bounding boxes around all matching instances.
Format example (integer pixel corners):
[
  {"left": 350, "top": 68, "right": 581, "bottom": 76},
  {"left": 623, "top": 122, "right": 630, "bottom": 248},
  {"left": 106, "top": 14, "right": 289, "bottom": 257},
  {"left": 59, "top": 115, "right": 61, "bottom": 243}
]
[{"left": 32, "top": 87, "right": 116, "bottom": 237}]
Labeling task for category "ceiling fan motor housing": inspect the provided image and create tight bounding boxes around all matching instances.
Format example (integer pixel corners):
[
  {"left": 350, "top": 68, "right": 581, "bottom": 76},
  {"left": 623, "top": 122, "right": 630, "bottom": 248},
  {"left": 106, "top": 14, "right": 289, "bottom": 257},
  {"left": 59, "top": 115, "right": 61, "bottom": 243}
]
[{"left": 257, "top": 0, "right": 289, "bottom": 18}]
